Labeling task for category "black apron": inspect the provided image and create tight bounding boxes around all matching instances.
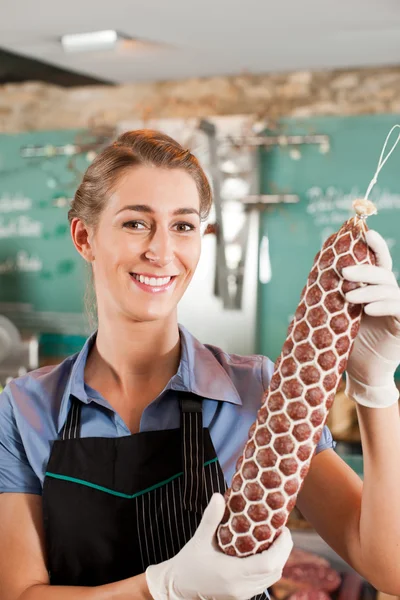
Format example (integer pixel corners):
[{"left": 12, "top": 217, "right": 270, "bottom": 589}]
[{"left": 42, "top": 393, "right": 269, "bottom": 599}]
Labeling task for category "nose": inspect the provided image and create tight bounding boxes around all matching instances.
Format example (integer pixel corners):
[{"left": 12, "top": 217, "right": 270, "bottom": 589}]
[{"left": 144, "top": 227, "right": 174, "bottom": 267}]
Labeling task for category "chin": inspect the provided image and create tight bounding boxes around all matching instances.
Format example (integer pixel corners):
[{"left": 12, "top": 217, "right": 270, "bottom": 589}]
[{"left": 125, "top": 305, "right": 174, "bottom": 324}]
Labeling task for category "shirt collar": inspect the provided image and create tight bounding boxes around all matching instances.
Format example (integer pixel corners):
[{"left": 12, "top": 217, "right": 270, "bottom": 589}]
[
  {"left": 174, "top": 325, "right": 242, "bottom": 406},
  {"left": 57, "top": 325, "right": 242, "bottom": 433},
  {"left": 57, "top": 332, "right": 97, "bottom": 432}
]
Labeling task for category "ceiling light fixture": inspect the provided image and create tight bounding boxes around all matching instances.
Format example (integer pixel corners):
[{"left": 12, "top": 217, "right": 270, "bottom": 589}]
[{"left": 61, "top": 30, "right": 120, "bottom": 53}]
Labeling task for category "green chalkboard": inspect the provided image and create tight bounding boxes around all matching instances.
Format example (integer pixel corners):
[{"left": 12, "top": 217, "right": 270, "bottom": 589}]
[
  {"left": 257, "top": 115, "right": 400, "bottom": 380},
  {"left": 0, "top": 129, "right": 92, "bottom": 334}
]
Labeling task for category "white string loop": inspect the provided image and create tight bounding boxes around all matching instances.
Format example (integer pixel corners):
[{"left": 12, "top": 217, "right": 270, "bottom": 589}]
[{"left": 365, "top": 124, "right": 400, "bottom": 199}]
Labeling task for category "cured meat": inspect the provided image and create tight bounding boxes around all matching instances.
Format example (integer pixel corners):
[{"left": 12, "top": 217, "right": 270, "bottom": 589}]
[
  {"left": 271, "top": 548, "right": 337, "bottom": 599},
  {"left": 217, "top": 202, "right": 376, "bottom": 557},
  {"left": 286, "top": 548, "right": 330, "bottom": 569},
  {"left": 282, "top": 563, "right": 341, "bottom": 593},
  {"left": 337, "top": 572, "right": 363, "bottom": 600}
]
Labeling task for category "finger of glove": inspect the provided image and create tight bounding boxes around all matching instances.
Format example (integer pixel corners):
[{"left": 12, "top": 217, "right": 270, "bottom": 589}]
[
  {"left": 342, "top": 265, "right": 396, "bottom": 286},
  {"left": 365, "top": 230, "right": 393, "bottom": 271},
  {"left": 240, "top": 527, "right": 293, "bottom": 576},
  {"left": 345, "top": 284, "right": 400, "bottom": 305},
  {"left": 364, "top": 300, "right": 400, "bottom": 318},
  {"left": 196, "top": 493, "right": 226, "bottom": 541}
]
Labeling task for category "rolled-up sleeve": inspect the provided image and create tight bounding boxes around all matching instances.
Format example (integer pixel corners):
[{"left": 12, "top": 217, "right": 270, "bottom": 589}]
[
  {"left": 261, "top": 356, "right": 336, "bottom": 454},
  {"left": 0, "top": 387, "right": 42, "bottom": 494},
  {"left": 315, "top": 425, "right": 337, "bottom": 453}
]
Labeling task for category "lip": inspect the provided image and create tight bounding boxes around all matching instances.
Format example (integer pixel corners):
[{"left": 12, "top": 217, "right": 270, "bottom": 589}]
[
  {"left": 129, "top": 273, "right": 177, "bottom": 294},
  {"left": 131, "top": 272, "right": 179, "bottom": 278}
]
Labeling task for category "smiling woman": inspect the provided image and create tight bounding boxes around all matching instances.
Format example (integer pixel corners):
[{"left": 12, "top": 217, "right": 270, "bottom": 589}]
[
  {"left": 69, "top": 130, "right": 211, "bottom": 322},
  {"left": 71, "top": 164, "right": 203, "bottom": 322}
]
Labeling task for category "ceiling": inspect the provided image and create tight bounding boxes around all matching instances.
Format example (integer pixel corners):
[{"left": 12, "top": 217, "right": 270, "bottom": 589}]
[
  {"left": 1, "top": 0, "right": 400, "bottom": 85},
  {"left": 0, "top": 47, "right": 110, "bottom": 86}
]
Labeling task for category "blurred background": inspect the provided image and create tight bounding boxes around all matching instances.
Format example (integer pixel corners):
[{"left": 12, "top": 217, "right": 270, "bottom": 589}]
[{"left": 1, "top": 1, "right": 400, "bottom": 597}]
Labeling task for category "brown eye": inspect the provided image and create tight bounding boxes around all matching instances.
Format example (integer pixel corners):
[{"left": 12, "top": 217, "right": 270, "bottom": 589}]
[
  {"left": 123, "top": 220, "right": 146, "bottom": 230},
  {"left": 175, "top": 222, "right": 195, "bottom": 232}
]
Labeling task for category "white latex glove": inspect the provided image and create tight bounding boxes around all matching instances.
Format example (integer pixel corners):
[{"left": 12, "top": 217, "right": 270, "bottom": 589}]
[
  {"left": 343, "top": 229, "right": 400, "bottom": 408},
  {"left": 145, "top": 493, "right": 293, "bottom": 600}
]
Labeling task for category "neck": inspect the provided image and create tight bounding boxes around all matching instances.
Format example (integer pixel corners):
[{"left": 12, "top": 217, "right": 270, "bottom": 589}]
[{"left": 85, "top": 312, "right": 181, "bottom": 397}]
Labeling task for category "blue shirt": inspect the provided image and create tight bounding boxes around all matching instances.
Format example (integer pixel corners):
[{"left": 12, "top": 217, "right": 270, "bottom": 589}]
[{"left": 0, "top": 325, "right": 335, "bottom": 495}]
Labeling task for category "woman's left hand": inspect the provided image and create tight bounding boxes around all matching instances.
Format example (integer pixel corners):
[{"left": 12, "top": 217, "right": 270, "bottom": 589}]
[{"left": 342, "top": 229, "right": 400, "bottom": 409}]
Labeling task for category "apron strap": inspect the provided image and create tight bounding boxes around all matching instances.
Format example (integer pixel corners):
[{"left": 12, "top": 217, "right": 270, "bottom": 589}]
[
  {"left": 60, "top": 396, "right": 82, "bottom": 440},
  {"left": 180, "top": 395, "right": 204, "bottom": 514}
]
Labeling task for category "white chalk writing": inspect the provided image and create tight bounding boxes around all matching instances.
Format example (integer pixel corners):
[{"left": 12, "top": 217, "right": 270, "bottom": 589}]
[
  {"left": 306, "top": 186, "right": 400, "bottom": 247},
  {"left": 0, "top": 193, "right": 32, "bottom": 213},
  {"left": 306, "top": 186, "right": 400, "bottom": 223},
  {"left": 0, "top": 216, "right": 42, "bottom": 238},
  {"left": 0, "top": 251, "right": 43, "bottom": 273}
]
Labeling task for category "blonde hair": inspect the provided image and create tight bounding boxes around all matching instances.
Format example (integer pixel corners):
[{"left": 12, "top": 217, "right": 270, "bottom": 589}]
[{"left": 69, "top": 129, "right": 212, "bottom": 227}]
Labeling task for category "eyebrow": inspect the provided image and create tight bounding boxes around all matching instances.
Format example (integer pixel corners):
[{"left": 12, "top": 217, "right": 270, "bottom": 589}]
[{"left": 116, "top": 204, "right": 200, "bottom": 217}]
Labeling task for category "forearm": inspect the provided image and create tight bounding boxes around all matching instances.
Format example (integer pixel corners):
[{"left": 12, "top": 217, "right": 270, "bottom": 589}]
[
  {"left": 19, "top": 573, "right": 153, "bottom": 600},
  {"left": 356, "top": 400, "right": 400, "bottom": 593}
]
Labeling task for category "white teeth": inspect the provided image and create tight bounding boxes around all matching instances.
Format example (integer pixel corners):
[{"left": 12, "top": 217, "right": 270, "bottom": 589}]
[{"left": 133, "top": 274, "right": 172, "bottom": 287}]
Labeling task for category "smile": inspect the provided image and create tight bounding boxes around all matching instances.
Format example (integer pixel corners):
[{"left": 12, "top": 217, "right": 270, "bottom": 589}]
[{"left": 129, "top": 273, "right": 177, "bottom": 293}]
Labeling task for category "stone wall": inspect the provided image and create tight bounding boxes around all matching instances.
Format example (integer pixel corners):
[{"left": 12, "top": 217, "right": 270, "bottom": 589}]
[{"left": 1, "top": 65, "right": 400, "bottom": 133}]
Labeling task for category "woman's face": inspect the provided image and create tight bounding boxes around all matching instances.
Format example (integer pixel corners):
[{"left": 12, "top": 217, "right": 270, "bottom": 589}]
[{"left": 88, "top": 165, "right": 202, "bottom": 323}]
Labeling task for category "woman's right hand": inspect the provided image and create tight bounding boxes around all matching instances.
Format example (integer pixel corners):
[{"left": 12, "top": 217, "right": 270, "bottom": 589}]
[{"left": 145, "top": 493, "right": 293, "bottom": 600}]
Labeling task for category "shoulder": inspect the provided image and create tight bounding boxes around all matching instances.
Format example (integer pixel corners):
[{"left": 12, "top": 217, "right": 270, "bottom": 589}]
[
  {"left": 0, "top": 354, "right": 77, "bottom": 426},
  {"left": 0, "top": 354, "right": 79, "bottom": 493},
  {"left": 203, "top": 342, "right": 275, "bottom": 400},
  {"left": 180, "top": 324, "right": 276, "bottom": 403},
  {"left": 7, "top": 355, "right": 75, "bottom": 398}
]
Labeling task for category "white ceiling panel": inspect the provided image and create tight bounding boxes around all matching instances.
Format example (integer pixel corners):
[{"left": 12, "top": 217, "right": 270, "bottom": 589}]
[{"left": 0, "top": 0, "right": 399, "bottom": 83}]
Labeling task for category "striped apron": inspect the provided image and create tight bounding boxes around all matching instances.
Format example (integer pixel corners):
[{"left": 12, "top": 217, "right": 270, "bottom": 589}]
[{"left": 42, "top": 393, "right": 269, "bottom": 599}]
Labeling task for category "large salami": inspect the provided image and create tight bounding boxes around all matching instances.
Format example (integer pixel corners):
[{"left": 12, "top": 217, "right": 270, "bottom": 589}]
[{"left": 217, "top": 200, "right": 377, "bottom": 557}]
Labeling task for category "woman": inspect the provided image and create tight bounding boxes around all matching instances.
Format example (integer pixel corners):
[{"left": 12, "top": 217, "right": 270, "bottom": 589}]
[{"left": 0, "top": 130, "right": 400, "bottom": 600}]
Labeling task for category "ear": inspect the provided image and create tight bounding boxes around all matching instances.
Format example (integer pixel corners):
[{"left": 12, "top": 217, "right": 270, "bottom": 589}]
[{"left": 70, "top": 218, "right": 95, "bottom": 262}]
